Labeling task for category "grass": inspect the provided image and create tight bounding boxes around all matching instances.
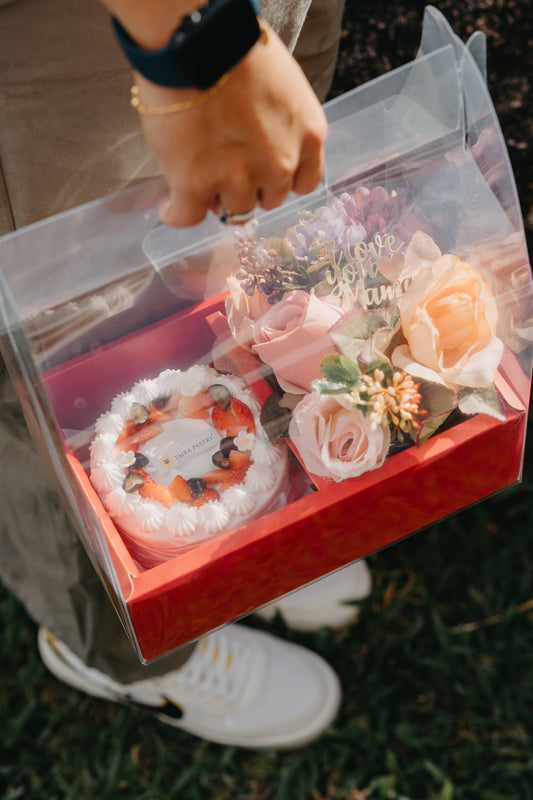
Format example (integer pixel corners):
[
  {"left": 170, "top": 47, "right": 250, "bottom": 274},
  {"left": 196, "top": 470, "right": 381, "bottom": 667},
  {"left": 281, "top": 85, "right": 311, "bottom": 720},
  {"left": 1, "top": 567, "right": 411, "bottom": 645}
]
[{"left": 2, "top": 432, "right": 533, "bottom": 800}]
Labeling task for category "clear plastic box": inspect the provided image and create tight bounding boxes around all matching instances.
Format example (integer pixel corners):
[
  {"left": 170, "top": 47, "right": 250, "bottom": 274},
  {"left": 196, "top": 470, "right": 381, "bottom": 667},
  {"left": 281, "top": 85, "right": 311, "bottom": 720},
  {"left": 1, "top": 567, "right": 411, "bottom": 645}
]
[{"left": 0, "top": 7, "right": 531, "bottom": 661}]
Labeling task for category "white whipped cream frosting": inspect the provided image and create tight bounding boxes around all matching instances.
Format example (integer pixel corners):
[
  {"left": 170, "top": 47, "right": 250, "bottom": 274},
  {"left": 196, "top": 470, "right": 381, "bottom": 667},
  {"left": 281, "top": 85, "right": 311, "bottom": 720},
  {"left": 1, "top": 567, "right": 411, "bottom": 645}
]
[
  {"left": 135, "top": 501, "right": 165, "bottom": 532},
  {"left": 246, "top": 464, "right": 276, "bottom": 492},
  {"left": 105, "top": 487, "right": 138, "bottom": 518},
  {"left": 166, "top": 504, "right": 199, "bottom": 538},
  {"left": 251, "top": 439, "right": 283, "bottom": 467},
  {"left": 90, "top": 433, "right": 116, "bottom": 465},
  {"left": 90, "top": 365, "right": 288, "bottom": 566},
  {"left": 157, "top": 369, "right": 184, "bottom": 397},
  {"left": 197, "top": 501, "right": 231, "bottom": 533},
  {"left": 94, "top": 413, "right": 124, "bottom": 439},
  {"left": 134, "top": 378, "right": 160, "bottom": 407},
  {"left": 222, "top": 486, "right": 256, "bottom": 516},
  {"left": 111, "top": 391, "right": 138, "bottom": 419},
  {"left": 91, "top": 461, "right": 124, "bottom": 493}
]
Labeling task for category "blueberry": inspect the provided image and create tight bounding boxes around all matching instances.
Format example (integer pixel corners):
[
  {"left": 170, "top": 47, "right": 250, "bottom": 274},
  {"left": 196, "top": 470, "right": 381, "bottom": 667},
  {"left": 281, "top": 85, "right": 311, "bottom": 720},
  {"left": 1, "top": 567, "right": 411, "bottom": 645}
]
[
  {"left": 123, "top": 471, "right": 145, "bottom": 493},
  {"left": 212, "top": 450, "right": 230, "bottom": 469},
  {"left": 219, "top": 436, "right": 237, "bottom": 457},
  {"left": 152, "top": 395, "right": 170, "bottom": 410},
  {"left": 208, "top": 384, "right": 231, "bottom": 410},
  {"left": 187, "top": 477, "right": 207, "bottom": 498},
  {"left": 130, "top": 402, "right": 149, "bottom": 426},
  {"left": 133, "top": 452, "right": 149, "bottom": 469}
]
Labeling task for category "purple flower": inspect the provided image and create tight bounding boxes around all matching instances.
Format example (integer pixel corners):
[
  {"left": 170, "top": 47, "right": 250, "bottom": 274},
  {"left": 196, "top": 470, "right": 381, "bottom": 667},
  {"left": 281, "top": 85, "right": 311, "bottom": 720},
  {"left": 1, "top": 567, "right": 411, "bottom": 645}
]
[
  {"left": 287, "top": 202, "right": 366, "bottom": 262},
  {"left": 347, "top": 187, "right": 407, "bottom": 239}
]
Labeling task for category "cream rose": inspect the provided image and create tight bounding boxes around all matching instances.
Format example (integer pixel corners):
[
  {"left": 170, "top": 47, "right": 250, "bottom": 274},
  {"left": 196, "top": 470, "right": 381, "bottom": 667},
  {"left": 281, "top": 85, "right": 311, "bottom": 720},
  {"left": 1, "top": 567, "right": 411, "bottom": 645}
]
[
  {"left": 252, "top": 290, "right": 345, "bottom": 394},
  {"left": 289, "top": 393, "right": 390, "bottom": 482},
  {"left": 392, "top": 254, "right": 503, "bottom": 387},
  {"left": 225, "top": 275, "right": 273, "bottom": 350}
]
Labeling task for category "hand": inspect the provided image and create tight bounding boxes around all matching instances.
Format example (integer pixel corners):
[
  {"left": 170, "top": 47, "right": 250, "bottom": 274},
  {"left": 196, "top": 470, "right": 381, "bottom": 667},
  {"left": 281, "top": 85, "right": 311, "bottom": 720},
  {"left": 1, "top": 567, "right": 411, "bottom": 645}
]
[{"left": 132, "top": 22, "right": 328, "bottom": 228}]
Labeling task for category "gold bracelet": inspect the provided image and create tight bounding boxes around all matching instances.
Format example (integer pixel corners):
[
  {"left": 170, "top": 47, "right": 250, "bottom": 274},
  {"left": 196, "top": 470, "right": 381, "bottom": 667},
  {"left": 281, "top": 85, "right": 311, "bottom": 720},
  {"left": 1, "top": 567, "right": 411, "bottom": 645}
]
[
  {"left": 130, "top": 26, "right": 267, "bottom": 116},
  {"left": 131, "top": 71, "right": 232, "bottom": 115}
]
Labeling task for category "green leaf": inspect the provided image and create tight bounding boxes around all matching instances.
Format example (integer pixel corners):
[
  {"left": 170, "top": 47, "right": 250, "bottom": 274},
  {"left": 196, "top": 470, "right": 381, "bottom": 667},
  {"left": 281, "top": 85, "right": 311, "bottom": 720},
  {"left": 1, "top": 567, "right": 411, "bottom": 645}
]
[
  {"left": 330, "top": 309, "right": 389, "bottom": 363},
  {"left": 320, "top": 353, "right": 361, "bottom": 384},
  {"left": 439, "top": 779, "right": 455, "bottom": 800},
  {"left": 312, "top": 379, "right": 351, "bottom": 395},
  {"left": 416, "top": 382, "right": 458, "bottom": 446},
  {"left": 458, "top": 385, "right": 506, "bottom": 420},
  {"left": 367, "top": 359, "right": 394, "bottom": 381},
  {"left": 312, "top": 277, "right": 336, "bottom": 296},
  {"left": 417, "top": 411, "right": 453, "bottom": 446},
  {"left": 331, "top": 309, "right": 387, "bottom": 343},
  {"left": 306, "top": 259, "right": 330, "bottom": 275}
]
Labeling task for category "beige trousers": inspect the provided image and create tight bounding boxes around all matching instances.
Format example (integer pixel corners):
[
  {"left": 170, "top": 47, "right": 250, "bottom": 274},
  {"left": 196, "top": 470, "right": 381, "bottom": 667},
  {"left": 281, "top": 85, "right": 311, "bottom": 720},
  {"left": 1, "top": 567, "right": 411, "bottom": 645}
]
[{"left": 0, "top": 0, "right": 345, "bottom": 680}]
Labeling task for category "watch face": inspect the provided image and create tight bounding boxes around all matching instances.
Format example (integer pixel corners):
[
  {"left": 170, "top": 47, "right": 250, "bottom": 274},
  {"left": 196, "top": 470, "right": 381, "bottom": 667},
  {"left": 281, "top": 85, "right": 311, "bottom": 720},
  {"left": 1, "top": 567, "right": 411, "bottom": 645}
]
[{"left": 170, "top": 0, "right": 262, "bottom": 88}]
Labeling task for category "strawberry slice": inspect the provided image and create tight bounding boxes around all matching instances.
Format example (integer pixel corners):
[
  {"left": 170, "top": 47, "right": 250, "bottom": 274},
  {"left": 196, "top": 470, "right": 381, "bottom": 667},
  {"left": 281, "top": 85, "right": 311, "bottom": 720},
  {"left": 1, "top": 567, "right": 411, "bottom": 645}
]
[
  {"left": 117, "top": 423, "right": 164, "bottom": 452},
  {"left": 165, "top": 392, "right": 182, "bottom": 412},
  {"left": 178, "top": 390, "right": 213, "bottom": 419},
  {"left": 211, "top": 404, "right": 236, "bottom": 433},
  {"left": 202, "top": 468, "right": 233, "bottom": 485},
  {"left": 228, "top": 450, "right": 251, "bottom": 470},
  {"left": 219, "top": 466, "right": 249, "bottom": 490},
  {"left": 139, "top": 478, "right": 176, "bottom": 508},
  {"left": 168, "top": 474, "right": 194, "bottom": 503},
  {"left": 116, "top": 420, "right": 137, "bottom": 445},
  {"left": 191, "top": 487, "right": 220, "bottom": 506},
  {"left": 147, "top": 405, "right": 169, "bottom": 424},
  {"left": 230, "top": 398, "right": 256, "bottom": 433},
  {"left": 212, "top": 398, "right": 256, "bottom": 435},
  {"left": 132, "top": 468, "right": 149, "bottom": 481}
]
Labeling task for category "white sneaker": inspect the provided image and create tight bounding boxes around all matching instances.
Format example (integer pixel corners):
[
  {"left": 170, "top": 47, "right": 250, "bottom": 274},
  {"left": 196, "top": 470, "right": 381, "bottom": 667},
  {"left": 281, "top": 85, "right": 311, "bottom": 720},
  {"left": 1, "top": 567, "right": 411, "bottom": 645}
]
[
  {"left": 38, "top": 624, "right": 341, "bottom": 749},
  {"left": 255, "top": 561, "right": 372, "bottom": 632}
]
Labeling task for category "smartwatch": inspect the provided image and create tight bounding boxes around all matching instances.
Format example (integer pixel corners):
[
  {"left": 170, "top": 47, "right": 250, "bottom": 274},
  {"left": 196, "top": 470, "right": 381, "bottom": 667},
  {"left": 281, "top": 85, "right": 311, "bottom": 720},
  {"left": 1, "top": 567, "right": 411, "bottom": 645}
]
[{"left": 111, "top": 0, "right": 262, "bottom": 90}]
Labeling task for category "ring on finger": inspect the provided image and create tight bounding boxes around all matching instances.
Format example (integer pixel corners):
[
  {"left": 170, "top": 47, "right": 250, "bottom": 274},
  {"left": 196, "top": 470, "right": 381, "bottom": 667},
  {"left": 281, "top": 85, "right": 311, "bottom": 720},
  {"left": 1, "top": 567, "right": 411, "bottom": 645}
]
[{"left": 218, "top": 205, "right": 257, "bottom": 225}]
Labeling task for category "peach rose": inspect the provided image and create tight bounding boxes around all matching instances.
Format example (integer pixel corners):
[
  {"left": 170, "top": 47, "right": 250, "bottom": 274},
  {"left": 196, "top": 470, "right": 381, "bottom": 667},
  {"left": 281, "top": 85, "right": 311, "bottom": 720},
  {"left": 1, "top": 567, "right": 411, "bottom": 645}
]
[
  {"left": 392, "top": 254, "right": 503, "bottom": 387},
  {"left": 252, "top": 290, "right": 345, "bottom": 394},
  {"left": 289, "top": 393, "right": 390, "bottom": 481},
  {"left": 225, "top": 275, "right": 273, "bottom": 349}
]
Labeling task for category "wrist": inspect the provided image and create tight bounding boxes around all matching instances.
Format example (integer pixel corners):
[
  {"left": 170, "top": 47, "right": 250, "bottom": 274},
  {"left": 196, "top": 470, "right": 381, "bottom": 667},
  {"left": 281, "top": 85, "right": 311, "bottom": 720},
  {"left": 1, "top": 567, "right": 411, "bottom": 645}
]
[
  {"left": 133, "top": 71, "right": 202, "bottom": 104},
  {"left": 111, "top": 0, "right": 263, "bottom": 90},
  {"left": 130, "top": 24, "right": 267, "bottom": 116},
  {"left": 101, "top": 2, "right": 202, "bottom": 50}
]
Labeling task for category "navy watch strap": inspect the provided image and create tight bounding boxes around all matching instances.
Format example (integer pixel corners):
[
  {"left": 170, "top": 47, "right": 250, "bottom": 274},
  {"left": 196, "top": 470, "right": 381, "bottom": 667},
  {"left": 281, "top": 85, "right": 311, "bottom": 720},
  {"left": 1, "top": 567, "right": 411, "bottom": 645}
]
[{"left": 111, "top": 0, "right": 262, "bottom": 89}]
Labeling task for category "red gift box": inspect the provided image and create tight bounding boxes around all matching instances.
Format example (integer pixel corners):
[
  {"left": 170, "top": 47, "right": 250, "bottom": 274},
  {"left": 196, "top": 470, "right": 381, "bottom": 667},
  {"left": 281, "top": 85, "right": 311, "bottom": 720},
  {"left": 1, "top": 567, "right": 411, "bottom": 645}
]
[{"left": 41, "top": 292, "right": 528, "bottom": 661}]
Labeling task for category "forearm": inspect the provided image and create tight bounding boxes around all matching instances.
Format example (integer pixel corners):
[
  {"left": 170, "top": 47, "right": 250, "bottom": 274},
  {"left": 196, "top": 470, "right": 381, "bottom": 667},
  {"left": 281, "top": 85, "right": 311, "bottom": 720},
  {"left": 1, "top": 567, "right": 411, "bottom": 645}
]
[{"left": 98, "top": 0, "right": 204, "bottom": 49}]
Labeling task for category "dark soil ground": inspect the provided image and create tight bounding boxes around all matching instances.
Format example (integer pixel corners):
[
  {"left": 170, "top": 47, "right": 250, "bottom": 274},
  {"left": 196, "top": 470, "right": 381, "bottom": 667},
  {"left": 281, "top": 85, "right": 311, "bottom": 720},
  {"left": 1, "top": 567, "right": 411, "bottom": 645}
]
[{"left": 330, "top": 0, "right": 533, "bottom": 257}]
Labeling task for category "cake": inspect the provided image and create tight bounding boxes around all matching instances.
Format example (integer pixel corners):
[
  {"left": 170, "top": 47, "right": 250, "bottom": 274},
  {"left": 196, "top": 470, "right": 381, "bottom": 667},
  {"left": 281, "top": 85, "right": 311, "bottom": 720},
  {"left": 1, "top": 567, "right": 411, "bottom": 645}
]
[{"left": 89, "top": 365, "right": 288, "bottom": 567}]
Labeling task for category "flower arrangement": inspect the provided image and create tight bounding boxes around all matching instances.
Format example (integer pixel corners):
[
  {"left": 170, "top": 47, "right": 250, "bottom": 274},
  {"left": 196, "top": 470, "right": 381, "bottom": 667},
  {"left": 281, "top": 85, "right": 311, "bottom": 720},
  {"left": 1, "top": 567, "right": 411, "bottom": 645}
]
[{"left": 225, "top": 185, "right": 513, "bottom": 483}]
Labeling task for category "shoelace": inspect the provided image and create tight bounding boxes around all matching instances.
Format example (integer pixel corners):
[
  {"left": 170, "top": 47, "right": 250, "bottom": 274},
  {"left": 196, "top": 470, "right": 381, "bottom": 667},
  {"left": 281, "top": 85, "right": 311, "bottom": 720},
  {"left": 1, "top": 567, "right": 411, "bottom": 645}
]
[{"left": 166, "top": 630, "right": 251, "bottom": 703}]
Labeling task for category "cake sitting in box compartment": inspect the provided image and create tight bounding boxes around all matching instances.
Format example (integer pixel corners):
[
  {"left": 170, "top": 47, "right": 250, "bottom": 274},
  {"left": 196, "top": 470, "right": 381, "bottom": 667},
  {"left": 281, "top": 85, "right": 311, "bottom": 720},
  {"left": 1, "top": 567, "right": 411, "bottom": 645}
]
[{"left": 89, "top": 365, "right": 288, "bottom": 567}]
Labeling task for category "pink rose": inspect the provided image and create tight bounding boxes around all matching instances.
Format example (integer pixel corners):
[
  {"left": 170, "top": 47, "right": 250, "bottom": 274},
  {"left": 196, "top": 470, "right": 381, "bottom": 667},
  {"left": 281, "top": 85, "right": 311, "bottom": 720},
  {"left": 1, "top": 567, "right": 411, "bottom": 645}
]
[
  {"left": 289, "top": 393, "right": 390, "bottom": 482},
  {"left": 225, "top": 275, "right": 273, "bottom": 350},
  {"left": 252, "top": 291, "right": 345, "bottom": 394}
]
